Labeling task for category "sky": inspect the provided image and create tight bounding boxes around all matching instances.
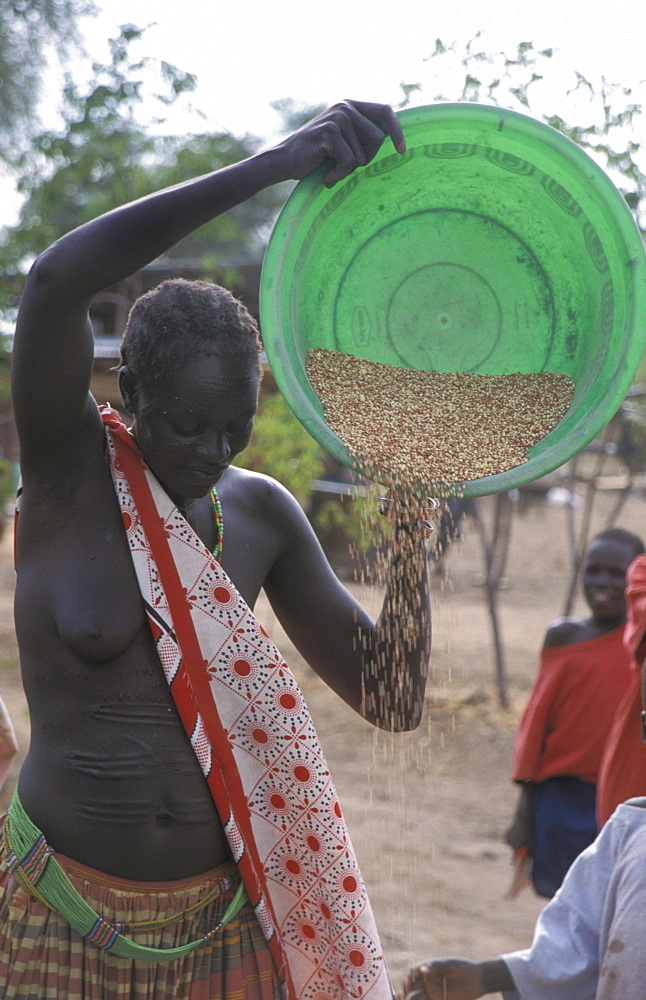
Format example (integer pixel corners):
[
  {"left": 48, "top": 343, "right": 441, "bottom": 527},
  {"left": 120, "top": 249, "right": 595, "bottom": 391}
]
[
  {"left": 3, "top": 0, "right": 645, "bottom": 227},
  {"left": 79, "top": 0, "right": 646, "bottom": 143}
]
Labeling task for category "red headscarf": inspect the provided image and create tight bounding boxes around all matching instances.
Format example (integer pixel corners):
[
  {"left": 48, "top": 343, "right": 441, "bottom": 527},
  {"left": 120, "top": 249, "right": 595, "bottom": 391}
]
[{"left": 623, "top": 555, "right": 646, "bottom": 667}]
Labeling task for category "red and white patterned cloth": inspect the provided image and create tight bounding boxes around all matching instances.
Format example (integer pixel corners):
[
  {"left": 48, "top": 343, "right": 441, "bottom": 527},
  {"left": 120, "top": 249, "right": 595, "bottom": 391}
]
[{"left": 102, "top": 407, "right": 392, "bottom": 1000}]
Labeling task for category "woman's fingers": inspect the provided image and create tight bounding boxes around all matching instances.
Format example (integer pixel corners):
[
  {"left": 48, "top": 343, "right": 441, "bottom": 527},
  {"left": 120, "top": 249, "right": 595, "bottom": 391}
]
[
  {"left": 322, "top": 100, "right": 405, "bottom": 184},
  {"left": 342, "top": 99, "right": 407, "bottom": 154},
  {"left": 285, "top": 99, "right": 406, "bottom": 185}
]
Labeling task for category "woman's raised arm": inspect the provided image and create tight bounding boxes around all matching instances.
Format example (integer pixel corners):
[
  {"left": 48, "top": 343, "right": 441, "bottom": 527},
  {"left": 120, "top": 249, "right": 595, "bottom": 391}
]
[{"left": 11, "top": 100, "right": 405, "bottom": 468}]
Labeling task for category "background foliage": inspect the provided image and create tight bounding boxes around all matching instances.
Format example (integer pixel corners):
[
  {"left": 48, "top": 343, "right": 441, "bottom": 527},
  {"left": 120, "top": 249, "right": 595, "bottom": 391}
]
[{"left": 0, "top": 0, "right": 95, "bottom": 164}]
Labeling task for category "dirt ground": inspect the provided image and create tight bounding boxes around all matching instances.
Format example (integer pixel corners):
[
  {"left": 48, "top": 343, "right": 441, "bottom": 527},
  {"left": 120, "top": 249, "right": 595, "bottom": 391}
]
[{"left": 2, "top": 488, "right": 645, "bottom": 995}]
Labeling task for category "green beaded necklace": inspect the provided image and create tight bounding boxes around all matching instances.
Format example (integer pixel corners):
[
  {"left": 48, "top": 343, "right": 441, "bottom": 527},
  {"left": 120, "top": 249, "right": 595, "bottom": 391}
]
[{"left": 209, "top": 486, "right": 224, "bottom": 562}]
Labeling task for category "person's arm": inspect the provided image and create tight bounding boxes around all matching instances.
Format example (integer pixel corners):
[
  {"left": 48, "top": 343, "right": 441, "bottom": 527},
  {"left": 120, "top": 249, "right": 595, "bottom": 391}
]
[
  {"left": 510, "top": 637, "right": 563, "bottom": 783},
  {"left": 505, "top": 781, "right": 533, "bottom": 855},
  {"left": 12, "top": 101, "right": 405, "bottom": 472},
  {"left": 399, "top": 957, "right": 515, "bottom": 999},
  {"left": 261, "top": 483, "right": 430, "bottom": 732},
  {"left": 403, "top": 812, "right": 620, "bottom": 1000}
]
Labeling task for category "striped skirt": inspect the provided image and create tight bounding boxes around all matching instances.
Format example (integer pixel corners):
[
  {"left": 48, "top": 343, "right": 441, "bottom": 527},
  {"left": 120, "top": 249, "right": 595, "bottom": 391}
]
[{"left": 0, "top": 823, "right": 281, "bottom": 1000}]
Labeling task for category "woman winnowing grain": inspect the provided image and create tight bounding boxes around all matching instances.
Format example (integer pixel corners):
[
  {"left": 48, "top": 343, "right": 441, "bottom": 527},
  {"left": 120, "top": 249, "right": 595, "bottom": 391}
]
[{"left": 1, "top": 100, "right": 431, "bottom": 1000}]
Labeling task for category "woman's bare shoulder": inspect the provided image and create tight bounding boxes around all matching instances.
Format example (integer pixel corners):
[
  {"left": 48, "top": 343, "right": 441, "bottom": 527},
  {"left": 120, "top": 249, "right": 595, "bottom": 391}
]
[{"left": 222, "top": 466, "right": 302, "bottom": 514}]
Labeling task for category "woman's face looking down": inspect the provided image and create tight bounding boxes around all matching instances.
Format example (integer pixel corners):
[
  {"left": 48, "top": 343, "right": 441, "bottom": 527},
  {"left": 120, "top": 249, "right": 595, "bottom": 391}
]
[{"left": 124, "top": 351, "right": 259, "bottom": 505}]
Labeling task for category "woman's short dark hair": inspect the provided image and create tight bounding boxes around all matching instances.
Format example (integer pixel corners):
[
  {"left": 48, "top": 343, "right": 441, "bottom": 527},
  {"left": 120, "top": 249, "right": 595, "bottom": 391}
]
[
  {"left": 119, "top": 278, "right": 262, "bottom": 391},
  {"left": 592, "top": 527, "right": 646, "bottom": 561}
]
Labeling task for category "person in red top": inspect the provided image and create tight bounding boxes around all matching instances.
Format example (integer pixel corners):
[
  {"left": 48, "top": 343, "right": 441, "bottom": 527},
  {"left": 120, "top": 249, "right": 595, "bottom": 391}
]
[
  {"left": 597, "top": 553, "right": 646, "bottom": 827},
  {"left": 506, "top": 527, "right": 644, "bottom": 897}
]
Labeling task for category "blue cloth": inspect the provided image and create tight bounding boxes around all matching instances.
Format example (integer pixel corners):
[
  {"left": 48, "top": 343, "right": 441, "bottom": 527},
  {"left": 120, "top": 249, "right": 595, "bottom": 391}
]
[{"left": 532, "top": 775, "right": 598, "bottom": 897}]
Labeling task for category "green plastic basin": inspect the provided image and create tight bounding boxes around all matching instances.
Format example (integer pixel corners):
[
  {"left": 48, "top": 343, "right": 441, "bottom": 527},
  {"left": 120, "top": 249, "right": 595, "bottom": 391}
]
[{"left": 259, "top": 103, "right": 646, "bottom": 496}]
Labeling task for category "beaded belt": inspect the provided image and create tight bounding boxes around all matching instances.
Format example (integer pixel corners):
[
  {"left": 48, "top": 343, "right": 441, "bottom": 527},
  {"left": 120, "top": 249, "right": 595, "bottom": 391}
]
[{"left": 3, "top": 787, "right": 248, "bottom": 963}]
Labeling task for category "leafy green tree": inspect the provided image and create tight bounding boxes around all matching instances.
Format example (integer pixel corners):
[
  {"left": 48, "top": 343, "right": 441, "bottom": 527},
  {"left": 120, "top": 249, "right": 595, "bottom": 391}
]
[
  {"left": 0, "top": 24, "right": 287, "bottom": 323},
  {"left": 0, "top": 0, "right": 96, "bottom": 165}
]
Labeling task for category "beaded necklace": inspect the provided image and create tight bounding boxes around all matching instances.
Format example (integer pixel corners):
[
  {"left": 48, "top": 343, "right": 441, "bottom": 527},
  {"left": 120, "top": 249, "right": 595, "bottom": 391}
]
[{"left": 210, "top": 486, "right": 224, "bottom": 562}]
